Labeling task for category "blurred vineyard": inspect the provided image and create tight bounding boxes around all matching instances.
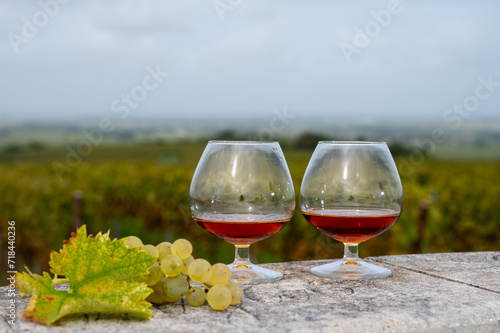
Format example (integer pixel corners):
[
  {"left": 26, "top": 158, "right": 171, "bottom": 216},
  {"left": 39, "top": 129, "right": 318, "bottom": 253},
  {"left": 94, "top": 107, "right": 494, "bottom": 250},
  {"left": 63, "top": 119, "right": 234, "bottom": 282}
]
[{"left": 1, "top": 143, "right": 499, "bottom": 283}]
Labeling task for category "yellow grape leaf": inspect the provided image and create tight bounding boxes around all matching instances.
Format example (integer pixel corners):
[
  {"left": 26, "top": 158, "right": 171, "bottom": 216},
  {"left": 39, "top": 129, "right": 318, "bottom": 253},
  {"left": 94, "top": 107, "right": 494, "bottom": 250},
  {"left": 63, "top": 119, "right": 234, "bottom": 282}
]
[{"left": 16, "top": 225, "right": 156, "bottom": 326}]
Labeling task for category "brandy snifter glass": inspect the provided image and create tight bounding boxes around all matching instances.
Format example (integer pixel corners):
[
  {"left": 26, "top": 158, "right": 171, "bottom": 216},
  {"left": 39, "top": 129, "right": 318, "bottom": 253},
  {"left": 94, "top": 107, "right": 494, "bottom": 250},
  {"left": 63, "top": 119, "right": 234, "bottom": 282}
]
[
  {"left": 190, "top": 141, "right": 295, "bottom": 284},
  {"left": 300, "top": 141, "right": 403, "bottom": 279}
]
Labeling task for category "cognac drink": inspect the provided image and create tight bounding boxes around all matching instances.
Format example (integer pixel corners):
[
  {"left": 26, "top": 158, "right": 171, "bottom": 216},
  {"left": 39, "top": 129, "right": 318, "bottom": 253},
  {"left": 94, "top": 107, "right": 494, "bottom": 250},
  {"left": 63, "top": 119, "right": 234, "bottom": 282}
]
[
  {"left": 194, "top": 213, "right": 289, "bottom": 246},
  {"left": 302, "top": 208, "right": 400, "bottom": 245}
]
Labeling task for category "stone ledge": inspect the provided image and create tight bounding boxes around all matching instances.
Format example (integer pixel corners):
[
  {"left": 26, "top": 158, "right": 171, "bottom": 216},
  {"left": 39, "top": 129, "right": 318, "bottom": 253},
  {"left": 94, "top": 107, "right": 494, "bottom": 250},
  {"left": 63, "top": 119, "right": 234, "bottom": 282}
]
[{"left": 2, "top": 252, "right": 500, "bottom": 332}]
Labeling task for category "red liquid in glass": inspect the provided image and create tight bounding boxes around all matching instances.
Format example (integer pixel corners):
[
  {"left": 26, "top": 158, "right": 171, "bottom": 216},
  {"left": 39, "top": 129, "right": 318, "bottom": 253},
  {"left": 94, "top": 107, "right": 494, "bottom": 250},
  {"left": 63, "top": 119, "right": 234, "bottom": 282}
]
[
  {"left": 195, "top": 218, "right": 289, "bottom": 246},
  {"left": 302, "top": 208, "right": 400, "bottom": 245}
]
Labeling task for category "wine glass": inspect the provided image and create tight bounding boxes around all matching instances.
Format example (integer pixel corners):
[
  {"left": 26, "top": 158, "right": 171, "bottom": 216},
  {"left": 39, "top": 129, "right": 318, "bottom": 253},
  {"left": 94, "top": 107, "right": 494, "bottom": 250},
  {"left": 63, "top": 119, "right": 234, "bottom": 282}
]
[
  {"left": 300, "top": 141, "right": 403, "bottom": 279},
  {"left": 190, "top": 141, "right": 295, "bottom": 284}
]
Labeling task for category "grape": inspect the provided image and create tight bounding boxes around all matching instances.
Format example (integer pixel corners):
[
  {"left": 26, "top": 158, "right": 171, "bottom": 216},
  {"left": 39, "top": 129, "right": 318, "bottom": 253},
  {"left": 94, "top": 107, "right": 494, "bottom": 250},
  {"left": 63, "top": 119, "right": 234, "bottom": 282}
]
[
  {"left": 210, "top": 263, "right": 231, "bottom": 285},
  {"left": 156, "top": 242, "right": 173, "bottom": 261},
  {"left": 225, "top": 282, "right": 243, "bottom": 305},
  {"left": 142, "top": 244, "right": 159, "bottom": 259},
  {"left": 207, "top": 285, "right": 232, "bottom": 310},
  {"left": 125, "top": 236, "right": 241, "bottom": 309},
  {"left": 181, "top": 255, "right": 194, "bottom": 275},
  {"left": 186, "top": 287, "right": 205, "bottom": 307},
  {"left": 147, "top": 276, "right": 168, "bottom": 305},
  {"left": 151, "top": 276, "right": 167, "bottom": 293},
  {"left": 149, "top": 276, "right": 179, "bottom": 303},
  {"left": 164, "top": 275, "right": 189, "bottom": 300},
  {"left": 164, "top": 294, "right": 180, "bottom": 303},
  {"left": 171, "top": 238, "right": 193, "bottom": 260},
  {"left": 144, "top": 262, "right": 163, "bottom": 286},
  {"left": 124, "top": 236, "right": 142, "bottom": 249},
  {"left": 188, "top": 258, "right": 212, "bottom": 283},
  {"left": 161, "top": 254, "right": 182, "bottom": 277},
  {"left": 147, "top": 290, "right": 167, "bottom": 305}
]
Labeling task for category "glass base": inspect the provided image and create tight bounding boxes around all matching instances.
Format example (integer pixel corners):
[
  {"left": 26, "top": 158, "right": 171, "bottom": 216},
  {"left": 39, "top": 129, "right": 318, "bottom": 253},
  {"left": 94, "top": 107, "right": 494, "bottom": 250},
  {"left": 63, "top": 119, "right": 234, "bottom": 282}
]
[
  {"left": 227, "top": 262, "right": 283, "bottom": 285},
  {"left": 311, "top": 258, "right": 392, "bottom": 280}
]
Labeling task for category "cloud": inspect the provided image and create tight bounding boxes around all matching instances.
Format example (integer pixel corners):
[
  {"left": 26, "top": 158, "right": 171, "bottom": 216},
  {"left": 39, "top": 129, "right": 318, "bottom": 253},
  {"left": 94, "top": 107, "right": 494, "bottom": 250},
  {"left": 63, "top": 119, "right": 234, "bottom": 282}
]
[{"left": 1, "top": 0, "right": 499, "bottom": 121}]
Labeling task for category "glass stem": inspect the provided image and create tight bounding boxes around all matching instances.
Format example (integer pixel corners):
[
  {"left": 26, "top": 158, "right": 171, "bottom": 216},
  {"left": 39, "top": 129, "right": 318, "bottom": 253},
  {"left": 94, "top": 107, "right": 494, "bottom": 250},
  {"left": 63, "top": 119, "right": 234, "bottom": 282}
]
[
  {"left": 233, "top": 245, "right": 251, "bottom": 266},
  {"left": 343, "top": 244, "right": 360, "bottom": 263}
]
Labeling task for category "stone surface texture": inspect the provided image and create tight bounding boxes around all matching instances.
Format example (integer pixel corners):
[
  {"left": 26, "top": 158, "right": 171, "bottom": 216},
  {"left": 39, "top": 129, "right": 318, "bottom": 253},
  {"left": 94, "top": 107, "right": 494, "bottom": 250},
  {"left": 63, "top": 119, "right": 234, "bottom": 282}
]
[{"left": 1, "top": 252, "right": 500, "bottom": 332}]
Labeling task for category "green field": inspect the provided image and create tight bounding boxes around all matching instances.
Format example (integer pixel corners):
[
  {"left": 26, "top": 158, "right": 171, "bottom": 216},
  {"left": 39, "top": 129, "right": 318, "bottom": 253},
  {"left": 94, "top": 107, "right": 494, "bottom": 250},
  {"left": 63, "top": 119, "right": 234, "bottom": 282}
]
[
  {"left": 1, "top": 143, "right": 499, "bottom": 283},
  {"left": 433, "top": 145, "right": 500, "bottom": 160}
]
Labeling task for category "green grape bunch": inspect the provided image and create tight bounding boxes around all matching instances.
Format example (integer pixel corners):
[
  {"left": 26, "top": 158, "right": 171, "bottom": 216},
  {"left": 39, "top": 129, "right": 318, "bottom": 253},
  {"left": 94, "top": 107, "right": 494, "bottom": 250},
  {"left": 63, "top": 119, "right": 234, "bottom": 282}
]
[{"left": 124, "top": 236, "right": 243, "bottom": 311}]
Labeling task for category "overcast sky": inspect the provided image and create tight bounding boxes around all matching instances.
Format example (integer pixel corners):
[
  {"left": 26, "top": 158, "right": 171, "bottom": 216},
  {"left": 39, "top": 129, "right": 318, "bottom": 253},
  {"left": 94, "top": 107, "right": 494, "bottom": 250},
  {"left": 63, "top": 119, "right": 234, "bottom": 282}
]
[{"left": 1, "top": 0, "right": 499, "bottom": 122}]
